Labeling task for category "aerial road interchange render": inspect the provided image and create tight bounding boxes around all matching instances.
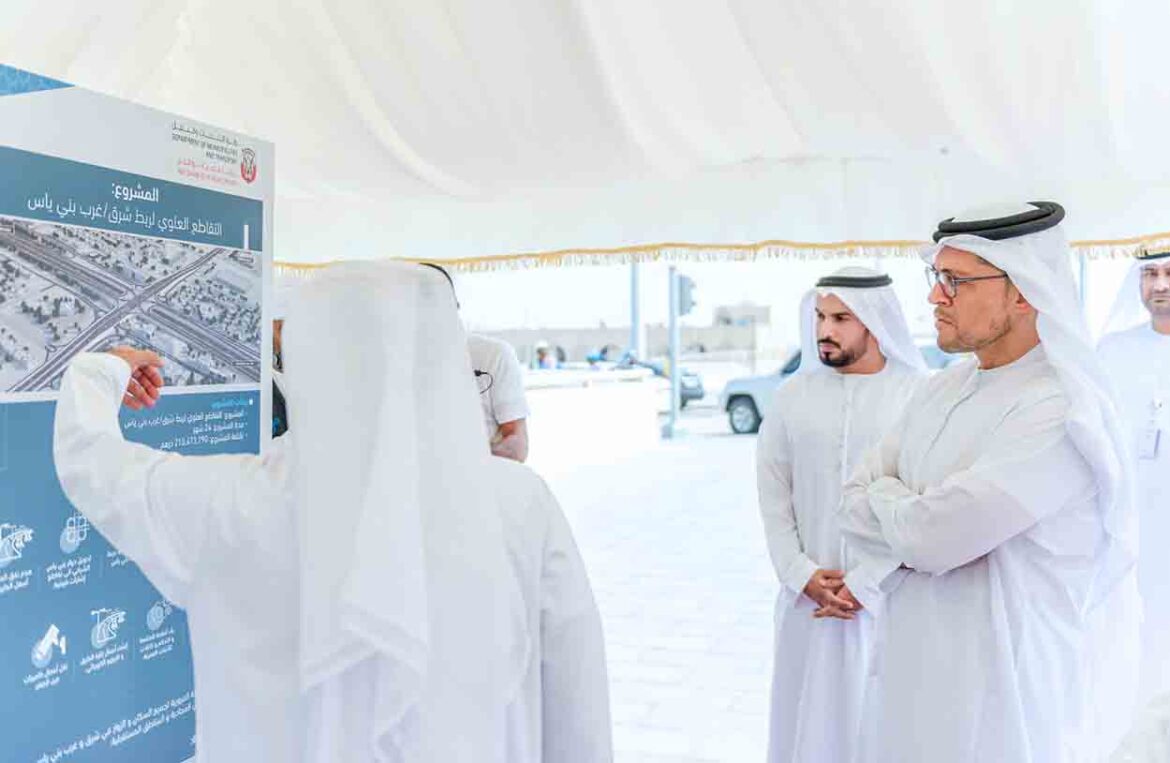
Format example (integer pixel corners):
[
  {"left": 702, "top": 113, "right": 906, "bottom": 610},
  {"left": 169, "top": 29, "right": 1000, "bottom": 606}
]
[{"left": 0, "top": 216, "right": 261, "bottom": 393}]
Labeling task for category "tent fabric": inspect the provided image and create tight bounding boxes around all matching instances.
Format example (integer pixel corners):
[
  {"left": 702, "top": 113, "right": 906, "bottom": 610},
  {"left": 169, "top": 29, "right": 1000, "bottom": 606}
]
[{"left": 3, "top": 1, "right": 1168, "bottom": 263}]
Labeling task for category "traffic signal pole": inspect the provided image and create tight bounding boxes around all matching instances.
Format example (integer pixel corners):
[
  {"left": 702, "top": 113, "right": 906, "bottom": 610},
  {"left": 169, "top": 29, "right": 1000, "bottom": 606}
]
[
  {"left": 664, "top": 266, "right": 681, "bottom": 439},
  {"left": 629, "top": 262, "right": 644, "bottom": 359}
]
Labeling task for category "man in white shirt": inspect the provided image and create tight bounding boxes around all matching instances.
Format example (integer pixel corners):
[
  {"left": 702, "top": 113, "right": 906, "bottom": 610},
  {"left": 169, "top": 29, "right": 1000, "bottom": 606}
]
[
  {"left": 469, "top": 333, "right": 531, "bottom": 462},
  {"left": 840, "top": 202, "right": 1139, "bottom": 762},
  {"left": 757, "top": 267, "right": 926, "bottom": 763},
  {"left": 1099, "top": 247, "right": 1170, "bottom": 704},
  {"left": 420, "top": 263, "right": 530, "bottom": 462}
]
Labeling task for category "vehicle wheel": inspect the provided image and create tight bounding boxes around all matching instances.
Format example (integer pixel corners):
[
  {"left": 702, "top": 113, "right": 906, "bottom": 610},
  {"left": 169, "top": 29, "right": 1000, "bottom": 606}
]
[
  {"left": 728, "top": 397, "right": 761, "bottom": 434},
  {"left": 679, "top": 399, "right": 688, "bottom": 409}
]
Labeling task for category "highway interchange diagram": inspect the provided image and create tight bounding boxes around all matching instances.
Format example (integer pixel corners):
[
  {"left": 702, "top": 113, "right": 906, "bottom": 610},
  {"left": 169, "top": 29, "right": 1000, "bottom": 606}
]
[{"left": 0, "top": 216, "right": 261, "bottom": 393}]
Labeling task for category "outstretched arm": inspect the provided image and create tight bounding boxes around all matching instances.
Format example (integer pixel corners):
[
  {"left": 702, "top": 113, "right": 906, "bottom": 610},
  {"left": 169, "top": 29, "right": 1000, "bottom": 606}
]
[{"left": 53, "top": 350, "right": 273, "bottom": 606}]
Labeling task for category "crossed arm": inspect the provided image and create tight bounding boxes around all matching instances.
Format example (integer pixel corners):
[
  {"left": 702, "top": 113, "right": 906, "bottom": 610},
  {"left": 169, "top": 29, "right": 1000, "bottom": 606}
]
[{"left": 837, "top": 391, "right": 1090, "bottom": 618}]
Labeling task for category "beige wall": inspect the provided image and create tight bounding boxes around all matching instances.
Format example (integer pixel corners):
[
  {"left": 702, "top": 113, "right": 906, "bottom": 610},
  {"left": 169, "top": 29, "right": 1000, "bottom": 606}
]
[{"left": 481, "top": 324, "right": 761, "bottom": 365}]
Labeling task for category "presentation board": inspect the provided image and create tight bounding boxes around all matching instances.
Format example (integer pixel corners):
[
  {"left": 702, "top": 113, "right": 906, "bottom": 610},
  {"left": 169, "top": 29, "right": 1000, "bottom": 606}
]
[{"left": 0, "top": 64, "right": 274, "bottom": 763}]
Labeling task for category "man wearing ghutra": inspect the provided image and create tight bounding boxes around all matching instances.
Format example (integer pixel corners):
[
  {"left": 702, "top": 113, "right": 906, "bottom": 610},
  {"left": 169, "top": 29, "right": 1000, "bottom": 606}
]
[
  {"left": 840, "top": 202, "right": 1140, "bottom": 762},
  {"left": 1098, "top": 246, "right": 1170, "bottom": 704},
  {"left": 756, "top": 266, "right": 927, "bottom": 763},
  {"left": 52, "top": 262, "right": 530, "bottom": 761}
]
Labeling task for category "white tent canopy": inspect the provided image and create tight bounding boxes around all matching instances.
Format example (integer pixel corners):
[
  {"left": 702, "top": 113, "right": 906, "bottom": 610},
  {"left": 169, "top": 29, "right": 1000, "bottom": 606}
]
[{"left": 3, "top": 1, "right": 1168, "bottom": 264}]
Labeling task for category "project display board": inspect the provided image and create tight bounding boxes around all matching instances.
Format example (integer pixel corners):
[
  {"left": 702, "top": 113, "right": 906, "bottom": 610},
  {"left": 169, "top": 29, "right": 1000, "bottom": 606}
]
[{"left": 0, "top": 65, "right": 274, "bottom": 762}]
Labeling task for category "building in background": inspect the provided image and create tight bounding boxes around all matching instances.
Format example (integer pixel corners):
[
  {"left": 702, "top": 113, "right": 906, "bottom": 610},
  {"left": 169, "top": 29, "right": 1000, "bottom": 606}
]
[{"left": 486, "top": 301, "right": 788, "bottom": 373}]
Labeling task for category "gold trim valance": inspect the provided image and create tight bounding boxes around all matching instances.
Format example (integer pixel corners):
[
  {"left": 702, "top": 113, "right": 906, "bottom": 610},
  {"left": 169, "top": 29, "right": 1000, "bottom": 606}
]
[{"left": 275, "top": 230, "right": 1170, "bottom": 275}]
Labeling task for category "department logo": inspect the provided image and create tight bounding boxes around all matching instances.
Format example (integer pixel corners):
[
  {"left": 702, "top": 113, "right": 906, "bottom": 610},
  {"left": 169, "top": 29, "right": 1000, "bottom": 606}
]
[
  {"left": 0, "top": 523, "right": 34, "bottom": 568},
  {"left": 240, "top": 147, "right": 258, "bottom": 184}
]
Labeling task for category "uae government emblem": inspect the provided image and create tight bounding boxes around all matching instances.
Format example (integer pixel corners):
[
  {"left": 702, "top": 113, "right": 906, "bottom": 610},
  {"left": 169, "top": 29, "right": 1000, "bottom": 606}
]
[{"left": 240, "top": 147, "right": 258, "bottom": 184}]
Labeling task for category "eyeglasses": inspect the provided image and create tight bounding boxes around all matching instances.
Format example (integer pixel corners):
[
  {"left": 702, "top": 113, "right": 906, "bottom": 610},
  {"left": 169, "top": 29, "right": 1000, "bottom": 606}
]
[{"left": 924, "top": 266, "right": 1009, "bottom": 299}]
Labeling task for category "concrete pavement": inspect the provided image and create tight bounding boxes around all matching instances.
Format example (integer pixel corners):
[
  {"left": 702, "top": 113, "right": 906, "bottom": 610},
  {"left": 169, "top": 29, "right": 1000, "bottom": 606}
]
[{"left": 544, "top": 410, "right": 776, "bottom": 762}]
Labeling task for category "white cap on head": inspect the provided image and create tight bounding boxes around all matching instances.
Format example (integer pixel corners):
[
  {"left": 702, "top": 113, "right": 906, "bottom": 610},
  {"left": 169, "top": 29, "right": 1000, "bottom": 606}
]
[{"left": 797, "top": 265, "right": 926, "bottom": 375}]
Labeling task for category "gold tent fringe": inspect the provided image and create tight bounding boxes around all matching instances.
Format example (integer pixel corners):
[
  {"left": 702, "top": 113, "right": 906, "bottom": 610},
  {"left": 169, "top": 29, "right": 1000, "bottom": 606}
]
[{"left": 275, "top": 230, "right": 1170, "bottom": 275}]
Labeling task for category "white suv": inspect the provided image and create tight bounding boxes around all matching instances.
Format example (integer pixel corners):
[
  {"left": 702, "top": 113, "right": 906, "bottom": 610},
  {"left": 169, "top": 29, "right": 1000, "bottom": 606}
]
[{"left": 719, "top": 344, "right": 960, "bottom": 434}]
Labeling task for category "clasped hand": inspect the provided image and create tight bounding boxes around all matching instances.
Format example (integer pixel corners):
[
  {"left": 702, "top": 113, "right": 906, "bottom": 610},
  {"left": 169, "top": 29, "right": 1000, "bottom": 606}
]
[{"left": 803, "top": 569, "right": 862, "bottom": 620}]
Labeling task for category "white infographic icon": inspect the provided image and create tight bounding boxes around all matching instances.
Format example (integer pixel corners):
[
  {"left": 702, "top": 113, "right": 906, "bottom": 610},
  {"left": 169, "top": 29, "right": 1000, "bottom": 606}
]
[
  {"left": 31, "top": 624, "right": 67, "bottom": 669},
  {"left": 0, "top": 522, "right": 34, "bottom": 569},
  {"left": 90, "top": 608, "right": 127, "bottom": 650},
  {"left": 146, "top": 600, "right": 174, "bottom": 632},
  {"left": 58, "top": 513, "right": 88, "bottom": 554}
]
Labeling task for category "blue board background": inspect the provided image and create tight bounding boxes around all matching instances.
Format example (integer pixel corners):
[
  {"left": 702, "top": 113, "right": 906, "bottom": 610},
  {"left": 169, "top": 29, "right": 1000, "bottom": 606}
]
[
  {"left": 0, "top": 61, "right": 267, "bottom": 763},
  {"left": 0, "top": 392, "right": 259, "bottom": 763},
  {"left": 0, "top": 146, "right": 263, "bottom": 251}
]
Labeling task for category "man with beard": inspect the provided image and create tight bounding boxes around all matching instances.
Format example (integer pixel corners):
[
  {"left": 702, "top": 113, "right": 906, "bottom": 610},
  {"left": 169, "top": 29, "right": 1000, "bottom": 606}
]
[
  {"left": 1098, "top": 246, "right": 1170, "bottom": 703},
  {"left": 756, "top": 266, "right": 926, "bottom": 763},
  {"left": 839, "top": 203, "right": 1139, "bottom": 762}
]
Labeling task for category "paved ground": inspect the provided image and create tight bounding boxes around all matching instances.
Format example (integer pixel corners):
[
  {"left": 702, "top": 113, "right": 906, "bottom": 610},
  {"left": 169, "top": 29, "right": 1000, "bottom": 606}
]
[{"left": 544, "top": 408, "right": 776, "bottom": 762}]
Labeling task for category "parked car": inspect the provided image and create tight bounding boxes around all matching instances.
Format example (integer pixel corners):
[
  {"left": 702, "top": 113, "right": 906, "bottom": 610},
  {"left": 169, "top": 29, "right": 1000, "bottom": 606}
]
[
  {"left": 612, "top": 351, "right": 705, "bottom": 407},
  {"left": 676, "top": 367, "right": 705, "bottom": 407},
  {"left": 719, "top": 344, "right": 961, "bottom": 434},
  {"left": 641, "top": 360, "right": 704, "bottom": 407}
]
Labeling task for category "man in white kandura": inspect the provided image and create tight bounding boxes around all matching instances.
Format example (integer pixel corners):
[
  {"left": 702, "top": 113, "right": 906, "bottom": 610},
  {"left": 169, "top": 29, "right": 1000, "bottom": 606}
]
[
  {"left": 757, "top": 267, "right": 927, "bottom": 763},
  {"left": 459, "top": 267, "right": 610, "bottom": 760},
  {"left": 53, "top": 262, "right": 530, "bottom": 762},
  {"left": 491, "top": 457, "right": 613, "bottom": 762},
  {"left": 1098, "top": 247, "right": 1170, "bottom": 703},
  {"left": 278, "top": 267, "right": 611, "bottom": 762},
  {"left": 281, "top": 262, "right": 607, "bottom": 760},
  {"left": 839, "top": 202, "right": 1140, "bottom": 762}
]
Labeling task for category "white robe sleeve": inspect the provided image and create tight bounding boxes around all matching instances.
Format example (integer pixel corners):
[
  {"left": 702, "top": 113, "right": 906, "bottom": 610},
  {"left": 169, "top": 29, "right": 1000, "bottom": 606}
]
[
  {"left": 840, "top": 422, "right": 907, "bottom": 614},
  {"left": 539, "top": 490, "right": 613, "bottom": 763},
  {"left": 53, "top": 353, "right": 278, "bottom": 607},
  {"left": 866, "top": 392, "right": 1095, "bottom": 576},
  {"left": 756, "top": 402, "right": 819, "bottom": 594}
]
